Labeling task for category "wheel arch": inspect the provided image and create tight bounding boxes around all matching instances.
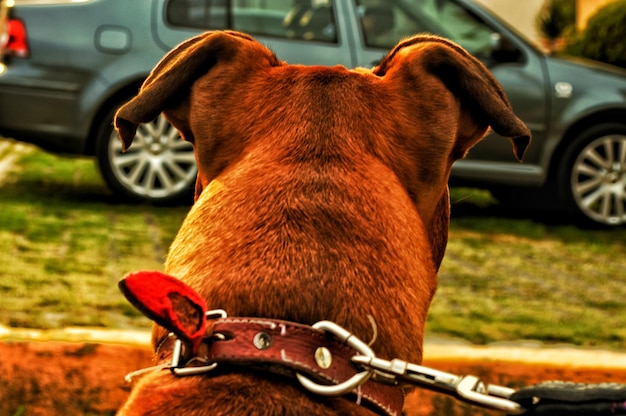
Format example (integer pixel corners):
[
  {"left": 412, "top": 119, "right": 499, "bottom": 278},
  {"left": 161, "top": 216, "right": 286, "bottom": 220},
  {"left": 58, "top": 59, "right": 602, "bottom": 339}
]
[{"left": 546, "top": 108, "right": 626, "bottom": 185}]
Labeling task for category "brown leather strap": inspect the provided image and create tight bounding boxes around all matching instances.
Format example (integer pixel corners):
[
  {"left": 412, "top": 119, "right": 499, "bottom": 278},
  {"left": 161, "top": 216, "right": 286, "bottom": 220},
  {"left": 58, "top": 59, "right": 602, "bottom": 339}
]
[{"left": 161, "top": 317, "right": 404, "bottom": 416}]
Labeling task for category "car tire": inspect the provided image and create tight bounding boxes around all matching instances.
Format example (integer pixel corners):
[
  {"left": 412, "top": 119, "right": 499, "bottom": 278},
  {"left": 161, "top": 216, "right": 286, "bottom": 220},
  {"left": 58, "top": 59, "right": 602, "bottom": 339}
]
[
  {"left": 558, "top": 123, "right": 626, "bottom": 228},
  {"left": 95, "top": 106, "right": 197, "bottom": 204}
]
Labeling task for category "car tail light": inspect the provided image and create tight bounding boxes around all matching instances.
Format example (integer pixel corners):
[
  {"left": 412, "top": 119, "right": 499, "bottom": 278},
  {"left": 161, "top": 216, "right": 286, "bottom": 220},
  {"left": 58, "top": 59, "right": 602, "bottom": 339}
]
[{"left": 3, "top": 18, "right": 28, "bottom": 58}]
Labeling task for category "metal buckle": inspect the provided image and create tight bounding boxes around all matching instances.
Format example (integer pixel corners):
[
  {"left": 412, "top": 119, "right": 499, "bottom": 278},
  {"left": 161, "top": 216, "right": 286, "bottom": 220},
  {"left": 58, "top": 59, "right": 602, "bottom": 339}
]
[
  {"left": 295, "top": 320, "right": 375, "bottom": 396},
  {"left": 170, "top": 309, "right": 227, "bottom": 377}
]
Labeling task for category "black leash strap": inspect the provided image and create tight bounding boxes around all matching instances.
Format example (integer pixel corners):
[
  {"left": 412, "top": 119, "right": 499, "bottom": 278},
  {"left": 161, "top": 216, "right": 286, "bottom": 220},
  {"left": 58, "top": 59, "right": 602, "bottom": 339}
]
[{"left": 509, "top": 381, "right": 626, "bottom": 415}]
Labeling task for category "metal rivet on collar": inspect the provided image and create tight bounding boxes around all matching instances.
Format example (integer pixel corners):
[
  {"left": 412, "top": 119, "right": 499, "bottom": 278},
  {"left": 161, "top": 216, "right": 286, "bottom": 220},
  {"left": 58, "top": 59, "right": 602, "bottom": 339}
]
[
  {"left": 253, "top": 332, "right": 273, "bottom": 350},
  {"left": 314, "top": 347, "right": 332, "bottom": 369}
]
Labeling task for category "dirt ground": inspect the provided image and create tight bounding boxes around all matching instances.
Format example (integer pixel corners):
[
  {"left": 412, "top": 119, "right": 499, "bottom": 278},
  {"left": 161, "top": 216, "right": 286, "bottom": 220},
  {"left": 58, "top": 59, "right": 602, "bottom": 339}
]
[
  {"left": 0, "top": 341, "right": 152, "bottom": 416},
  {"left": 1, "top": 340, "right": 626, "bottom": 416}
]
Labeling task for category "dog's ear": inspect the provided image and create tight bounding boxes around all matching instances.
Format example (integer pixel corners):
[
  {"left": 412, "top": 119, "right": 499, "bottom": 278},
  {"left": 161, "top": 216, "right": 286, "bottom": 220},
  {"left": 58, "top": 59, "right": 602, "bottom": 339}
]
[
  {"left": 114, "top": 30, "right": 273, "bottom": 151},
  {"left": 376, "top": 35, "right": 531, "bottom": 161}
]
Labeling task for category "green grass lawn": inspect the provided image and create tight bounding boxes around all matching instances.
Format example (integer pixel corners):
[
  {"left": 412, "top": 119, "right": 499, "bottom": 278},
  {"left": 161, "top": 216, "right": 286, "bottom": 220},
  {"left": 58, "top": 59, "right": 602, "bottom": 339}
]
[
  {"left": 0, "top": 139, "right": 188, "bottom": 329},
  {"left": 1, "top": 138, "right": 625, "bottom": 350},
  {"left": 432, "top": 206, "right": 626, "bottom": 348}
]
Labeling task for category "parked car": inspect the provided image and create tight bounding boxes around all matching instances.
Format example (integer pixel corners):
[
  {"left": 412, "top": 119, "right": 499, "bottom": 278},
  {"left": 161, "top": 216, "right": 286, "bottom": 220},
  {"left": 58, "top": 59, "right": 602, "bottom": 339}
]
[{"left": 1, "top": 0, "right": 625, "bottom": 227}]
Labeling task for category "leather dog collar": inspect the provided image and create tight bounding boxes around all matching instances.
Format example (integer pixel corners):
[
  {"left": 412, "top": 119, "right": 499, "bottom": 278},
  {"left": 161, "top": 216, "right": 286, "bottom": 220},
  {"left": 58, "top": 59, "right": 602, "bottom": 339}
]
[
  {"left": 120, "top": 271, "right": 404, "bottom": 416},
  {"left": 157, "top": 317, "right": 404, "bottom": 416}
]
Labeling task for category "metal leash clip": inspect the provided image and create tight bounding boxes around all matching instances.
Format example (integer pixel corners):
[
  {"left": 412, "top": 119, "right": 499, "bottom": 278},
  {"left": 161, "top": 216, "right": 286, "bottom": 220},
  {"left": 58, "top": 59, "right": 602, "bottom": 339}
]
[{"left": 352, "top": 356, "right": 525, "bottom": 415}]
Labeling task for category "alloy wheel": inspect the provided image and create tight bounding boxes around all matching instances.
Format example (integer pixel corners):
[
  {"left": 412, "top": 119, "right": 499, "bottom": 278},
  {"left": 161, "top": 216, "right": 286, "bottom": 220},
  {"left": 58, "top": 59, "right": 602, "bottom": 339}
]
[
  {"left": 570, "top": 134, "right": 626, "bottom": 226},
  {"left": 107, "top": 115, "right": 196, "bottom": 201}
]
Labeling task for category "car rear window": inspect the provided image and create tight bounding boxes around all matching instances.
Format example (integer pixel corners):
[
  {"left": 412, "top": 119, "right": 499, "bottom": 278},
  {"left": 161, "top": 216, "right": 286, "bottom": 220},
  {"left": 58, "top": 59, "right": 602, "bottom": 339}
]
[{"left": 166, "top": 0, "right": 337, "bottom": 43}]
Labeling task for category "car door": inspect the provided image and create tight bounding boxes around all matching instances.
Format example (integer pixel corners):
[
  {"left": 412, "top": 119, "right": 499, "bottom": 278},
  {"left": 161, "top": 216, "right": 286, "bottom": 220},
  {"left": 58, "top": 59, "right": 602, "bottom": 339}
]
[
  {"left": 348, "top": 0, "right": 549, "bottom": 185},
  {"left": 152, "top": 0, "right": 356, "bottom": 67}
]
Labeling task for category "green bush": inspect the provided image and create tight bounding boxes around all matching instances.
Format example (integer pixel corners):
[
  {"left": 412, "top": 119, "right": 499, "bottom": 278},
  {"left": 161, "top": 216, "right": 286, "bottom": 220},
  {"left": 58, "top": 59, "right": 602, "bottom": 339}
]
[{"left": 573, "top": 0, "right": 626, "bottom": 67}]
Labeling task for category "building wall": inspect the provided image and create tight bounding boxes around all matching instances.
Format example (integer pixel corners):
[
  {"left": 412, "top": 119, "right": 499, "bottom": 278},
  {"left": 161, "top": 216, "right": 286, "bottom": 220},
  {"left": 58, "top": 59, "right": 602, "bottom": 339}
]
[
  {"left": 473, "top": 0, "right": 545, "bottom": 42},
  {"left": 577, "top": 0, "right": 614, "bottom": 28},
  {"left": 474, "top": 0, "right": 614, "bottom": 42}
]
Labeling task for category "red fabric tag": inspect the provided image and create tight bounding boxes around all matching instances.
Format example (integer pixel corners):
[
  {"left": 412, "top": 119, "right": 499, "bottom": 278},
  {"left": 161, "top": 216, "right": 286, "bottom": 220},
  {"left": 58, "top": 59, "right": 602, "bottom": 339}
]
[{"left": 119, "top": 271, "right": 207, "bottom": 352}]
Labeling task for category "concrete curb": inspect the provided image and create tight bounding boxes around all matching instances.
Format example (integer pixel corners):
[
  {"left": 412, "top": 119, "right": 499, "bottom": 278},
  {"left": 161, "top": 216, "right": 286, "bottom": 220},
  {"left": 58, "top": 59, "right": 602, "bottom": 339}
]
[
  {"left": 2, "top": 326, "right": 626, "bottom": 369},
  {"left": 0, "top": 325, "right": 152, "bottom": 346},
  {"left": 423, "top": 337, "right": 626, "bottom": 369}
]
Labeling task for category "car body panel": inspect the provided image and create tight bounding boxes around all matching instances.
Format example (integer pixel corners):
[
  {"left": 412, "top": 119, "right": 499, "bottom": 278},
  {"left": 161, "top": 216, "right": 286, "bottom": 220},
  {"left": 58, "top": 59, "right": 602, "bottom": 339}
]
[{"left": 1, "top": 0, "right": 626, "bottom": 204}]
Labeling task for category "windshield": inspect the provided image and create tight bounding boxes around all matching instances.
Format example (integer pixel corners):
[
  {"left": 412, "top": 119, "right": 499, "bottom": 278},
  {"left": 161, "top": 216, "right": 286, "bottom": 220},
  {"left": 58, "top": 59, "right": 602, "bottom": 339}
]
[{"left": 355, "top": 0, "right": 497, "bottom": 57}]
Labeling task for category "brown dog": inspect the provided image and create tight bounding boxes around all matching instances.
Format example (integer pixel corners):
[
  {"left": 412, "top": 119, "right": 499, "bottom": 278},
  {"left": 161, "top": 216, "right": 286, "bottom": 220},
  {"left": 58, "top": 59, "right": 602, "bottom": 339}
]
[{"left": 114, "top": 31, "right": 530, "bottom": 415}]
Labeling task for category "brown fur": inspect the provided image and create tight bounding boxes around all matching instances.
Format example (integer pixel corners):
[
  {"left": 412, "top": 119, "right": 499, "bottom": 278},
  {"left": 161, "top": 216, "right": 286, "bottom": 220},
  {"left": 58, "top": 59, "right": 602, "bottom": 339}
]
[{"left": 114, "top": 31, "right": 530, "bottom": 415}]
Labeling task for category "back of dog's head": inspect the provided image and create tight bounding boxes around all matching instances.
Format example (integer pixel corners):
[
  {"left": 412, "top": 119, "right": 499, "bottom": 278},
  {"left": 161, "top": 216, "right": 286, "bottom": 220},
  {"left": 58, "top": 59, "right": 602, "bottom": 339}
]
[
  {"left": 116, "top": 30, "right": 529, "bottom": 269},
  {"left": 115, "top": 31, "right": 530, "bottom": 414}
]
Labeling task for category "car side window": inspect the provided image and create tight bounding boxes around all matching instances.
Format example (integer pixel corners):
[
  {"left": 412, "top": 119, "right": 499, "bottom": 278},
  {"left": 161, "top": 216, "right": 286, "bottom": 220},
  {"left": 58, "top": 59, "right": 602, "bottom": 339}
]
[
  {"left": 166, "top": 0, "right": 337, "bottom": 43},
  {"left": 355, "top": 0, "right": 498, "bottom": 57}
]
